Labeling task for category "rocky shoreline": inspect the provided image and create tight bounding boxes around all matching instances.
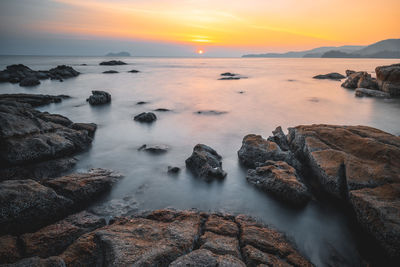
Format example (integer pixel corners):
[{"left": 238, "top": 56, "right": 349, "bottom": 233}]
[{"left": 0, "top": 62, "right": 399, "bottom": 266}]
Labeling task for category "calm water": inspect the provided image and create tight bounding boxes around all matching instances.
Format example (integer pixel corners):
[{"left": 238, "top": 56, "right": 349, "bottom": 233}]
[{"left": 1, "top": 56, "right": 400, "bottom": 266}]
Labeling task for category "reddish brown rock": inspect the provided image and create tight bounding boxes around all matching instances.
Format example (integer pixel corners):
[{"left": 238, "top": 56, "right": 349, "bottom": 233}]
[
  {"left": 350, "top": 183, "right": 400, "bottom": 258},
  {"left": 246, "top": 161, "right": 310, "bottom": 206},
  {"left": 375, "top": 63, "right": 400, "bottom": 96},
  {"left": 169, "top": 249, "right": 246, "bottom": 267},
  {"left": 242, "top": 245, "right": 291, "bottom": 267},
  {"left": 199, "top": 231, "right": 241, "bottom": 258},
  {"left": 204, "top": 214, "right": 239, "bottom": 237},
  {"left": 21, "top": 211, "right": 105, "bottom": 258},
  {"left": 0, "top": 235, "right": 22, "bottom": 264},
  {"left": 1, "top": 256, "right": 65, "bottom": 267},
  {"left": 341, "top": 71, "right": 370, "bottom": 89}
]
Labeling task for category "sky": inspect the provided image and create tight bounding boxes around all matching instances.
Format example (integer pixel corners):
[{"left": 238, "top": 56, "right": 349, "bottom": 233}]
[{"left": 0, "top": 0, "right": 399, "bottom": 56}]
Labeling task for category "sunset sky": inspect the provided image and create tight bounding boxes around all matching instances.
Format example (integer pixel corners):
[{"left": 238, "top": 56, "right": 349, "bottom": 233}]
[{"left": 1, "top": 0, "right": 399, "bottom": 56}]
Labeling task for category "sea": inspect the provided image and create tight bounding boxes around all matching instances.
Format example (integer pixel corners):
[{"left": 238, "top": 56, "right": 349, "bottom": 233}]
[{"left": 1, "top": 56, "right": 399, "bottom": 266}]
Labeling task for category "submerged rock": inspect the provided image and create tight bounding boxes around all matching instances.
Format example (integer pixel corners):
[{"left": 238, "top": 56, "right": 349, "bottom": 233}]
[
  {"left": 247, "top": 161, "right": 310, "bottom": 206},
  {"left": 0, "top": 99, "right": 96, "bottom": 181},
  {"left": 86, "top": 90, "right": 111, "bottom": 105},
  {"left": 313, "top": 72, "right": 345, "bottom": 80},
  {"left": 186, "top": 144, "right": 227, "bottom": 180},
  {"left": 375, "top": 63, "right": 400, "bottom": 96},
  {"left": 134, "top": 112, "right": 157, "bottom": 123},
  {"left": 138, "top": 144, "right": 169, "bottom": 153},
  {"left": 219, "top": 76, "right": 241, "bottom": 80},
  {"left": 154, "top": 108, "right": 171, "bottom": 112},
  {"left": 136, "top": 101, "right": 148, "bottom": 105},
  {"left": 99, "top": 60, "right": 127, "bottom": 66},
  {"left": 238, "top": 134, "right": 300, "bottom": 170},
  {"left": 128, "top": 69, "right": 140, "bottom": 73},
  {"left": 355, "top": 88, "right": 390, "bottom": 98},
  {"left": 168, "top": 166, "right": 181, "bottom": 173},
  {"left": 102, "top": 70, "right": 118, "bottom": 74},
  {"left": 0, "top": 94, "right": 69, "bottom": 107},
  {"left": 195, "top": 110, "right": 228, "bottom": 115},
  {"left": 220, "top": 72, "right": 237, "bottom": 77}
]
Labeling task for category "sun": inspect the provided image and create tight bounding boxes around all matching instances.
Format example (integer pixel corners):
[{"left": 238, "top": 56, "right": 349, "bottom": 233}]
[{"left": 197, "top": 49, "right": 204, "bottom": 55}]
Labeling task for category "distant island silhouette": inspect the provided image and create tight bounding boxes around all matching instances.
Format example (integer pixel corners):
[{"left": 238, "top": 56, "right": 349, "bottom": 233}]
[
  {"left": 105, "top": 51, "right": 131, "bottom": 57},
  {"left": 243, "top": 39, "right": 400, "bottom": 58}
]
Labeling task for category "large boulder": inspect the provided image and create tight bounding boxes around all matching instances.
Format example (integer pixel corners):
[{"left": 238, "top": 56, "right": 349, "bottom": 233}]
[
  {"left": 349, "top": 183, "right": 400, "bottom": 259},
  {"left": 375, "top": 63, "right": 400, "bottom": 96},
  {"left": 341, "top": 71, "right": 370, "bottom": 89},
  {"left": 86, "top": 90, "right": 111, "bottom": 105},
  {"left": 185, "top": 144, "right": 227, "bottom": 180},
  {"left": 247, "top": 161, "right": 310, "bottom": 206},
  {"left": 0, "top": 100, "right": 96, "bottom": 181},
  {"left": 58, "top": 209, "right": 311, "bottom": 266},
  {"left": 313, "top": 72, "right": 345, "bottom": 80},
  {"left": 48, "top": 65, "right": 79, "bottom": 79},
  {"left": 134, "top": 112, "right": 157, "bottom": 123},
  {"left": 238, "top": 134, "right": 300, "bottom": 170}
]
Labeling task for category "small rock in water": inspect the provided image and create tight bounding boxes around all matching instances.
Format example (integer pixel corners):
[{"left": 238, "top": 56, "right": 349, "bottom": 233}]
[
  {"left": 134, "top": 112, "right": 157, "bottom": 123},
  {"left": 195, "top": 110, "right": 228, "bottom": 115},
  {"left": 238, "top": 91, "right": 245, "bottom": 94},
  {"left": 128, "top": 70, "right": 140, "bottom": 73},
  {"left": 138, "top": 144, "right": 169, "bottom": 153},
  {"left": 186, "top": 144, "right": 227, "bottom": 180},
  {"left": 86, "top": 90, "right": 111, "bottom": 105},
  {"left": 154, "top": 108, "right": 171, "bottom": 112},
  {"left": 102, "top": 70, "right": 118, "bottom": 74},
  {"left": 219, "top": 76, "right": 241, "bottom": 80},
  {"left": 168, "top": 166, "right": 181, "bottom": 173},
  {"left": 136, "top": 101, "right": 148, "bottom": 105},
  {"left": 220, "top": 72, "right": 237, "bottom": 77},
  {"left": 313, "top": 72, "right": 345, "bottom": 80},
  {"left": 99, "top": 60, "right": 127, "bottom": 66}
]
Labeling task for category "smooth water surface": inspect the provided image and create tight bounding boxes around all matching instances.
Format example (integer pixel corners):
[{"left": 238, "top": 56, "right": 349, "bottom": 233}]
[{"left": 1, "top": 56, "right": 400, "bottom": 266}]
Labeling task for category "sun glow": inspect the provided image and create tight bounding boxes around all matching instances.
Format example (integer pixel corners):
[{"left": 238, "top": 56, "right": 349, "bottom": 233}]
[{"left": 197, "top": 49, "right": 204, "bottom": 54}]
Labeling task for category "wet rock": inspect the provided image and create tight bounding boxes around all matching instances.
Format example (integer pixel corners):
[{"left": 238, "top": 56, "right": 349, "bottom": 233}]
[
  {"left": 220, "top": 72, "right": 237, "bottom": 76},
  {"left": 0, "top": 235, "right": 22, "bottom": 264},
  {"left": 102, "top": 70, "right": 118, "bottom": 74},
  {"left": 19, "top": 77, "right": 40, "bottom": 87},
  {"left": 134, "top": 112, "right": 157, "bottom": 123},
  {"left": 287, "top": 124, "right": 400, "bottom": 199},
  {"left": 267, "top": 126, "right": 290, "bottom": 151},
  {"left": 154, "top": 108, "right": 171, "bottom": 112},
  {"left": 238, "top": 134, "right": 301, "bottom": 170},
  {"left": 43, "top": 168, "right": 123, "bottom": 205},
  {"left": 247, "top": 161, "right": 310, "bottom": 206},
  {"left": 199, "top": 231, "right": 241, "bottom": 258},
  {"left": 357, "top": 76, "right": 378, "bottom": 90},
  {"left": 355, "top": 88, "right": 390, "bottom": 98},
  {"left": 86, "top": 90, "right": 111, "bottom": 105},
  {"left": 136, "top": 101, "right": 148, "bottom": 105},
  {"left": 0, "top": 94, "right": 69, "bottom": 107},
  {"left": 204, "top": 215, "right": 239, "bottom": 237},
  {"left": 313, "top": 72, "right": 345, "bottom": 80},
  {"left": 0, "top": 179, "right": 73, "bottom": 235},
  {"left": 219, "top": 76, "right": 241, "bottom": 80},
  {"left": 195, "top": 110, "right": 228, "bottom": 115},
  {"left": 341, "top": 71, "right": 370, "bottom": 89},
  {"left": 48, "top": 65, "right": 79, "bottom": 79},
  {"left": 1, "top": 256, "right": 65, "bottom": 267},
  {"left": 375, "top": 63, "right": 400, "bottom": 96},
  {"left": 20, "top": 211, "right": 105, "bottom": 258},
  {"left": 346, "top": 70, "right": 356, "bottom": 76},
  {"left": 170, "top": 249, "right": 245, "bottom": 267},
  {"left": 99, "top": 60, "right": 127, "bottom": 65},
  {"left": 168, "top": 166, "right": 181, "bottom": 173},
  {"left": 0, "top": 101, "right": 95, "bottom": 180},
  {"left": 89, "top": 196, "right": 139, "bottom": 217},
  {"left": 185, "top": 144, "right": 227, "bottom": 180},
  {"left": 242, "top": 245, "right": 291, "bottom": 266},
  {"left": 138, "top": 144, "right": 169, "bottom": 153},
  {"left": 350, "top": 183, "right": 400, "bottom": 258},
  {"left": 128, "top": 69, "right": 140, "bottom": 73},
  {"left": 71, "top": 122, "right": 97, "bottom": 138}
]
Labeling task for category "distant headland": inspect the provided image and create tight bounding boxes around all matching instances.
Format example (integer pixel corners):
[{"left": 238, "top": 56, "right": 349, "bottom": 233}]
[{"left": 242, "top": 38, "right": 400, "bottom": 58}]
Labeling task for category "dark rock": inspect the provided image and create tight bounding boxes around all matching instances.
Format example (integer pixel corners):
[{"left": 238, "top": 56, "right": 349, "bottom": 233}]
[
  {"left": 102, "top": 70, "right": 118, "bottom": 74},
  {"left": 1, "top": 256, "right": 65, "bottom": 267},
  {"left": 375, "top": 63, "right": 400, "bottom": 96},
  {"left": 134, "top": 112, "right": 157, "bottom": 123},
  {"left": 43, "top": 168, "right": 123, "bottom": 205},
  {"left": 136, "top": 101, "right": 148, "bottom": 105},
  {"left": 0, "top": 235, "right": 22, "bottom": 264},
  {"left": 48, "top": 65, "right": 79, "bottom": 79},
  {"left": 168, "top": 166, "right": 181, "bottom": 173},
  {"left": 267, "top": 126, "right": 290, "bottom": 151},
  {"left": 341, "top": 71, "right": 370, "bottom": 89},
  {"left": 128, "top": 69, "right": 140, "bottom": 73},
  {"left": 313, "top": 72, "right": 345, "bottom": 80},
  {"left": 0, "top": 179, "right": 73, "bottom": 235},
  {"left": 170, "top": 249, "right": 245, "bottom": 267},
  {"left": 86, "top": 90, "right": 111, "bottom": 105},
  {"left": 355, "top": 88, "right": 390, "bottom": 98},
  {"left": 154, "top": 108, "right": 171, "bottom": 112},
  {"left": 350, "top": 183, "right": 400, "bottom": 258},
  {"left": 0, "top": 94, "right": 69, "bottom": 107},
  {"left": 20, "top": 211, "right": 105, "bottom": 258},
  {"left": 357, "top": 76, "right": 378, "bottom": 90},
  {"left": 99, "top": 60, "right": 127, "bottom": 66},
  {"left": 220, "top": 72, "right": 237, "bottom": 76},
  {"left": 204, "top": 214, "right": 239, "bottom": 237},
  {"left": 219, "top": 76, "right": 241, "bottom": 80},
  {"left": 195, "top": 110, "right": 228, "bottom": 115},
  {"left": 238, "top": 91, "right": 245, "bottom": 94},
  {"left": 247, "top": 161, "right": 310, "bottom": 206},
  {"left": 71, "top": 123, "right": 97, "bottom": 138},
  {"left": 199, "top": 231, "right": 241, "bottom": 258},
  {"left": 185, "top": 144, "right": 227, "bottom": 180},
  {"left": 138, "top": 144, "right": 169, "bottom": 153},
  {"left": 19, "top": 77, "right": 40, "bottom": 87},
  {"left": 238, "top": 134, "right": 301, "bottom": 170},
  {"left": 346, "top": 70, "right": 356, "bottom": 76},
  {"left": 0, "top": 101, "right": 95, "bottom": 180}
]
